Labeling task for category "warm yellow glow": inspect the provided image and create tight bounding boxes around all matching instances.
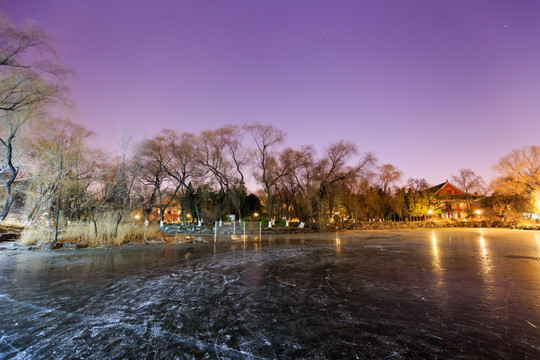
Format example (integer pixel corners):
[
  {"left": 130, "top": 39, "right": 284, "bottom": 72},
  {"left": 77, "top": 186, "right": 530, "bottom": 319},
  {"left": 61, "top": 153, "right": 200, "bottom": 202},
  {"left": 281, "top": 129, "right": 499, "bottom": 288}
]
[
  {"left": 477, "top": 235, "right": 493, "bottom": 287},
  {"left": 429, "top": 232, "right": 446, "bottom": 304},
  {"left": 431, "top": 232, "right": 441, "bottom": 272},
  {"left": 428, "top": 210, "right": 433, "bottom": 215},
  {"left": 533, "top": 189, "right": 540, "bottom": 215},
  {"left": 335, "top": 235, "right": 341, "bottom": 254},
  {"left": 254, "top": 212, "right": 259, "bottom": 217},
  {"left": 479, "top": 236, "right": 487, "bottom": 259},
  {"left": 134, "top": 214, "right": 141, "bottom": 220}
]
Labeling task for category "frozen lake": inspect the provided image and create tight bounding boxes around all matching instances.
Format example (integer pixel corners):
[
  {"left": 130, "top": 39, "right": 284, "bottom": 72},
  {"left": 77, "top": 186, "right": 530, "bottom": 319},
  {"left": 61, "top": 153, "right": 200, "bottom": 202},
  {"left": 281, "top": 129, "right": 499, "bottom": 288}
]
[{"left": 1, "top": 228, "right": 539, "bottom": 359}]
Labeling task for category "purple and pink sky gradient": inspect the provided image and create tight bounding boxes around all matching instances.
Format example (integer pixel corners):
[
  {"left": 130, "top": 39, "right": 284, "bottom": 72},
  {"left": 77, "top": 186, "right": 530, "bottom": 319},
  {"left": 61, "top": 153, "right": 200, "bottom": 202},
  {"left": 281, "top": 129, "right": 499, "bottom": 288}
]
[{"left": 3, "top": 1, "right": 540, "bottom": 187}]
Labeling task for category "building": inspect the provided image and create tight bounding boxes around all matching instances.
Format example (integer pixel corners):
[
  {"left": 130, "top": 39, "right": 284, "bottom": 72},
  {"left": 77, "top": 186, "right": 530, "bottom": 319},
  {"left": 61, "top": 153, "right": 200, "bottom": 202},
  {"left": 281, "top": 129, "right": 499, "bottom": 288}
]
[
  {"left": 147, "top": 197, "right": 183, "bottom": 223},
  {"left": 149, "top": 206, "right": 182, "bottom": 223},
  {"left": 425, "top": 180, "right": 482, "bottom": 220}
]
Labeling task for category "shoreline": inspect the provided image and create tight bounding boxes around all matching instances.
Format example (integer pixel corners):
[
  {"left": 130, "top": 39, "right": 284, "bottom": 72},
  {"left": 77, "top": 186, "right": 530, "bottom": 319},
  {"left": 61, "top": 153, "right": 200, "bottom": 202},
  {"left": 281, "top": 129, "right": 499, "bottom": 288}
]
[{"left": 1, "top": 221, "right": 539, "bottom": 252}]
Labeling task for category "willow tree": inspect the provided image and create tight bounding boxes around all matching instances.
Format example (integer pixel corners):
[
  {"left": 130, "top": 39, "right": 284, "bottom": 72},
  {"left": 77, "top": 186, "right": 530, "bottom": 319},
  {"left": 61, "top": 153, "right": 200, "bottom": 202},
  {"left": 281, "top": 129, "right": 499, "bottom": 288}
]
[
  {"left": 244, "top": 124, "right": 304, "bottom": 227},
  {"left": 275, "top": 145, "right": 315, "bottom": 221},
  {"left": 0, "top": 13, "right": 66, "bottom": 222},
  {"left": 311, "top": 141, "right": 375, "bottom": 225},
  {"left": 135, "top": 135, "right": 183, "bottom": 225},
  {"left": 160, "top": 130, "right": 203, "bottom": 224},
  {"left": 196, "top": 125, "right": 248, "bottom": 222},
  {"left": 244, "top": 124, "right": 284, "bottom": 226}
]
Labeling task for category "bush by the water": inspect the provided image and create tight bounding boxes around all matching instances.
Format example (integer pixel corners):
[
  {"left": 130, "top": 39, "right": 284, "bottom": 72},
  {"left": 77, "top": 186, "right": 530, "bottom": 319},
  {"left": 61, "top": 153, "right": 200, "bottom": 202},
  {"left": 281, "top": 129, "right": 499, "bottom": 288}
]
[{"left": 20, "top": 218, "right": 161, "bottom": 247}]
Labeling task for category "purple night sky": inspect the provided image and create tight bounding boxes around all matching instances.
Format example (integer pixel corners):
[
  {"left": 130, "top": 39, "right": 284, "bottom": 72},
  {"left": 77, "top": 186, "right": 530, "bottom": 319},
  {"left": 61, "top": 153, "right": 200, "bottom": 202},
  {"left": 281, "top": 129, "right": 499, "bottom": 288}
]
[{"left": 3, "top": 1, "right": 540, "bottom": 186}]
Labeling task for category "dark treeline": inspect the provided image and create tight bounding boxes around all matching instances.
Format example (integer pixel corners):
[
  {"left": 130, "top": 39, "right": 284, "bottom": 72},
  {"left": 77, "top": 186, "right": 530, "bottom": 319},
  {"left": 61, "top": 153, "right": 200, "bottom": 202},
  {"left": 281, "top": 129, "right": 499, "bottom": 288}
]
[
  {"left": 6, "top": 117, "right": 540, "bottom": 232},
  {"left": 1, "top": 13, "right": 539, "bottom": 237}
]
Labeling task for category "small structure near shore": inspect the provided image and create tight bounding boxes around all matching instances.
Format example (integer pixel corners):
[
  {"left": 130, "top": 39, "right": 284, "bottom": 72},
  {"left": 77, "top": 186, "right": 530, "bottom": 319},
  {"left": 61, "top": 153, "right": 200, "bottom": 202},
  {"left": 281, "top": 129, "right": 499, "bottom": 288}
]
[{"left": 424, "top": 180, "right": 482, "bottom": 220}]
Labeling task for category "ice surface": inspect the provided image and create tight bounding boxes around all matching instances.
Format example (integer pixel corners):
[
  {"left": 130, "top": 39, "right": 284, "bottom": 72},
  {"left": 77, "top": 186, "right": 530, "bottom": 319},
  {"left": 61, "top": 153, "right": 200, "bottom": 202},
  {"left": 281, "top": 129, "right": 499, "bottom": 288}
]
[{"left": 0, "top": 228, "right": 539, "bottom": 359}]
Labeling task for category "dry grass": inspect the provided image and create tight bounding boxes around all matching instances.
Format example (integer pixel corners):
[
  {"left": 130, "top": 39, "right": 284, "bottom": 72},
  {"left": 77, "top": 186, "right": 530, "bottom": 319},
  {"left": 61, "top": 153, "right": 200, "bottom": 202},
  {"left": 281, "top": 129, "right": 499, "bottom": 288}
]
[
  {"left": 20, "top": 228, "right": 53, "bottom": 246},
  {"left": 1, "top": 221, "right": 24, "bottom": 229},
  {"left": 63, "top": 221, "right": 161, "bottom": 247},
  {"left": 20, "top": 216, "right": 162, "bottom": 247}
]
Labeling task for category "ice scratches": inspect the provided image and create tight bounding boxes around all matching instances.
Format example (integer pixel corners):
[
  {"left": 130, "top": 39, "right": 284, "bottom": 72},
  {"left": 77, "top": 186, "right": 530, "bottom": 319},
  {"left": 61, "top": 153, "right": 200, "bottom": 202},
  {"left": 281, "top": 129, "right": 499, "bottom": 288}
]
[
  {"left": 0, "top": 335, "right": 20, "bottom": 355},
  {"left": 0, "top": 293, "right": 56, "bottom": 315},
  {"left": 324, "top": 272, "right": 338, "bottom": 294},
  {"left": 1, "top": 292, "right": 264, "bottom": 360},
  {"left": 223, "top": 272, "right": 240, "bottom": 286},
  {"left": 215, "top": 320, "right": 275, "bottom": 360}
]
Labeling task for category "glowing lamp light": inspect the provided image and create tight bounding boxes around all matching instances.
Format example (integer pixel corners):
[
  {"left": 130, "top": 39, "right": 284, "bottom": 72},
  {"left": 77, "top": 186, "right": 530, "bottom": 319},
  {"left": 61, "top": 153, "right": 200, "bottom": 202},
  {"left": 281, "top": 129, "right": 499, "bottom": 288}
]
[{"left": 134, "top": 214, "right": 141, "bottom": 220}]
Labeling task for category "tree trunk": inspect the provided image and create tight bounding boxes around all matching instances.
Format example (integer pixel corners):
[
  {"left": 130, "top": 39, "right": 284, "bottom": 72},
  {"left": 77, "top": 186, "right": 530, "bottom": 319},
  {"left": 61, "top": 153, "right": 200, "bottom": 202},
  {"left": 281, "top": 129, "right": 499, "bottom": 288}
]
[
  {"left": 266, "top": 185, "right": 273, "bottom": 227},
  {"left": 0, "top": 133, "right": 18, "bottom": 222},
  {"left": 0, "top": 192, "right": 14, "bottom": 223},
  {"left": 54, "top": 186, "right": 62, "bottom": 242}
]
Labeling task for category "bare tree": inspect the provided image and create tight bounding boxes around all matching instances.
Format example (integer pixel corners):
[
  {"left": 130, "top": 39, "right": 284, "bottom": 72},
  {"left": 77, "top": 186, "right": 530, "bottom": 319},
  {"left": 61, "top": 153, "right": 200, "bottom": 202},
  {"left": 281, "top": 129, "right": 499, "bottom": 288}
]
[
  {"left": 491, "top": 146, "right": 540, "bottom": 212},
  {"left": 79, "top": 149, "right": 115, "bottom": 238},
  {"left": 407, "top": 178, "right": 430, "bottom": 192},
  {"left": 25, "top": 119, "right": 91, "bottom": 235},
  {"left": 160, "top": 130, "right": 203, "bottom": 224},
  {"left": 196, "top": 125, "right": 248, "bottom": 222},
  {"left": 135, "top": 135, "right": 182, "bottom": 225},
  {"left": 23, "top": 118, "right": 91, "bottom": 240},
  {"left": 111, "top": 136, "right": 141, "bottom": 237},
  {"left": 313, "top": 141, "right": 375, "bottom": 224},
  {"left": 452, "top": 168, "right": 485, "bottom": 195},
  {"left": 377, "top": 164, "right": 403, "bottom": 194},
  {"left": 0, "top": 13, "right": 67, "bottom": 222},
  {"left": 244, "top": 123, "right": 285, "bottom": 226},
  {"left": 276, "top": 145, "right": 315, "bottom": 221}
]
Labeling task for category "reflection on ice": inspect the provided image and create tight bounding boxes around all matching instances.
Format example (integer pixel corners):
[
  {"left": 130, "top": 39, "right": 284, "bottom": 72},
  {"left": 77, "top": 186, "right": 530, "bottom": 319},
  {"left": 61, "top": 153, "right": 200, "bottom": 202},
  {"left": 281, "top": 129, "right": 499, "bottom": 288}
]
[
  {"left": 1, "top": 229, "right": 539, "bottom": 359},
  {"left": 431, "top": 231, "right": 441, "bottom": 272},
  {"left": 334, "top": 234, "right": 341, "bottom": 254},
  {"left": 478, "top": 236, "right": 492, "bottom": 277}
]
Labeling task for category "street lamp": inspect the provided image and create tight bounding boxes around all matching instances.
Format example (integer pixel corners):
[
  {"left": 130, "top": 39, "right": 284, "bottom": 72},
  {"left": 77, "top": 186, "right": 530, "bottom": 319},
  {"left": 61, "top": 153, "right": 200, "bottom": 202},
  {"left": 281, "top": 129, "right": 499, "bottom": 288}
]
[{"left": 475, "top": 209, "right": 482, "bottom": 219}]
